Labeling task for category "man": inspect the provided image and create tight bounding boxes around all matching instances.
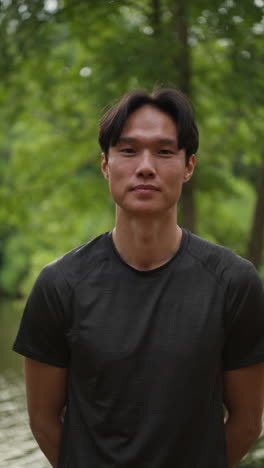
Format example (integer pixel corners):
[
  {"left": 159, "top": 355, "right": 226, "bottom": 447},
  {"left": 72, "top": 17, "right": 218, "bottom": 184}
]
[{"left": 13, "top": 88, "right": 264, "bottom": 468}]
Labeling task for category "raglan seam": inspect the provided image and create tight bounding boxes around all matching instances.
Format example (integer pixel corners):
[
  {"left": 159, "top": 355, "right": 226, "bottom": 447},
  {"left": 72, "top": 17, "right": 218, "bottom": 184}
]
[
  {"left": 184, "top": 245, "right": 227, "bottom": 290},
  {"left": 51, "top": 234, "right": 110, "bottom": 290}
]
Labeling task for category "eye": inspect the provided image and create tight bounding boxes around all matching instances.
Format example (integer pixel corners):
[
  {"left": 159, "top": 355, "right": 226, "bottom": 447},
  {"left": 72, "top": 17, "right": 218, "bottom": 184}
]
[
  {"left": 158, "top": 149, "right": 174, "bottom": 156},
  {"left": 120, "top": 148, "right": 136, "bottom": 155}
]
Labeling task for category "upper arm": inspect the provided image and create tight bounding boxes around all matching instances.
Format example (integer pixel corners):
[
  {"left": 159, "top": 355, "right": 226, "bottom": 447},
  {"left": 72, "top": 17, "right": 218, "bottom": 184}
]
[
  {"left": 24, "top": 357, "right": 68, "bottom": 427},
  {"left": 224, "top": 362, "right": 264, "bottom": 425}
]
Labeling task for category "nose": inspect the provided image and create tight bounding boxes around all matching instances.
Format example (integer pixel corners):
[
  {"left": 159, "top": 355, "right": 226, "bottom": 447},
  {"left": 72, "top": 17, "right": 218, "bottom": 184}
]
[{"left": 135, "top": 150, "right": 156, "bottom": 178}]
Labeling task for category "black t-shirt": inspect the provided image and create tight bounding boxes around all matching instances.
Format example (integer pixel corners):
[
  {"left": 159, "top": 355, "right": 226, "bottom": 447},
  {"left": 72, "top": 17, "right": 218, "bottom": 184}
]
[{"left": 13, "top": 229, "right": 264, "bottom": 468}]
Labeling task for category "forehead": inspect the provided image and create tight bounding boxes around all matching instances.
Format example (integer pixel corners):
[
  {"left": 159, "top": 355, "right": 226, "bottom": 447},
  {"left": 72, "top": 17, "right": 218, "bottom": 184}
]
[{"left": 120, "top": 105, "right": 178, "bottom": 139}]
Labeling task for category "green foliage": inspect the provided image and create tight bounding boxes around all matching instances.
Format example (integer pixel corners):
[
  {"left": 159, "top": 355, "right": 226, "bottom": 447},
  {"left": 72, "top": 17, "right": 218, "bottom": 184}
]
[
  {"left": 239, "top": 434, "right": 264, "bottom": 467},
  {"left": 0, "top": 1, "right": 263, "bottom": 463},
  {"left": 0, "top": 0, "right": 263, "bottom": 288}
]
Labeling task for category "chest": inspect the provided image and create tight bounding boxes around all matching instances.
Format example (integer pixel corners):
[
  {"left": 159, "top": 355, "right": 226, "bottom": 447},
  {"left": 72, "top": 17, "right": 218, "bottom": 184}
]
[{"left": 68, "top": 269, "right": 225, "bottom": 378}]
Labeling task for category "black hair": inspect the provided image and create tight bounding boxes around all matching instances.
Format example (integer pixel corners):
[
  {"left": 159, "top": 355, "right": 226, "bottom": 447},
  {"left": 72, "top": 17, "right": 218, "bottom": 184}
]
[{"left": 98, "top": 88, "right": 199, "bottom": 164}]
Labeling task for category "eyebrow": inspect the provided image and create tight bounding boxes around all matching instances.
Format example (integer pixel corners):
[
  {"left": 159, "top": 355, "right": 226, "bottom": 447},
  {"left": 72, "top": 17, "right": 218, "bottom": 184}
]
[{"left": 116, "top": 137, "right": 178, "bottom": 145}]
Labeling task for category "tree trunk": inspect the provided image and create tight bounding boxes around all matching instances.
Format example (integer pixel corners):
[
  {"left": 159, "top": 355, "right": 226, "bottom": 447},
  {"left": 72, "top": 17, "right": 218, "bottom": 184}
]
[
  {"left": 247, "top": 154, "right": 264, "bottom": 270},
  {"left": 152, "top": 0, "right": 161, "bottom": 36},
  {"left": 173, "top": 0, "right": 196, "bottom": 233}
]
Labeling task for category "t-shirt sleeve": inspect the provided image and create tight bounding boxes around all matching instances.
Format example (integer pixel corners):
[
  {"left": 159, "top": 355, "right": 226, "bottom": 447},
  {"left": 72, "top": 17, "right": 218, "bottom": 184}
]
[
  {"left": 13, "top": 263, "right": 71, "bottom": 368},
  {"left": 223, "top": 261, "right": 264, "bottom": 371}
]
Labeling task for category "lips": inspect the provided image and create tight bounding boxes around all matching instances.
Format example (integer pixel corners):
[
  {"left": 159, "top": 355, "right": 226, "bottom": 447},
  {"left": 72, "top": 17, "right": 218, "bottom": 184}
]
[{"left": 132, "top": 184, "right": 159, "bottom": 191}]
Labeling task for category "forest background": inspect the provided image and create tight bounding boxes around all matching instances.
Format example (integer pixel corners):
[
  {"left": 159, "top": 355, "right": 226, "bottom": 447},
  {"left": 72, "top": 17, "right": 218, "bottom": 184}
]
[{"left": 0, "top": 0, "right": 264, "bottom": 466}]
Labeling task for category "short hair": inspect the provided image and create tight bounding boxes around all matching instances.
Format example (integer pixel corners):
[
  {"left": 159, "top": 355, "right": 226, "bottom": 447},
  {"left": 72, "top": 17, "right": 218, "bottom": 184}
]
[{"left": 98, "top": 88, "right": 199, "bottom": 164}]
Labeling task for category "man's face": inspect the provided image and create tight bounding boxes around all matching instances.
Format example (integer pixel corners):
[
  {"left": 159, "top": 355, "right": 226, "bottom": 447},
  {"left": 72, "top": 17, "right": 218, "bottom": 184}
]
[{"left": 101, "top": 105, "right": 196, "bottom": 216}]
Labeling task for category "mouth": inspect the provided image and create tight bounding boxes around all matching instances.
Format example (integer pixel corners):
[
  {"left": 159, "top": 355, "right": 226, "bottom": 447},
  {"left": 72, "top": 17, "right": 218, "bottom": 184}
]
[{"left": 131, "top": 185, "right": 159, "bottom": 192}]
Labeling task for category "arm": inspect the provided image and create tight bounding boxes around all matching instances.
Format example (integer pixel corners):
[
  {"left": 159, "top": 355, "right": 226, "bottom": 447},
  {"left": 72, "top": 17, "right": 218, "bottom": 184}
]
[
  {"left": 24, "top": 357, "right": 68, "bottom": 468},
  {"left": 224, "top": 362, "right": 264, "bottom": 468}
]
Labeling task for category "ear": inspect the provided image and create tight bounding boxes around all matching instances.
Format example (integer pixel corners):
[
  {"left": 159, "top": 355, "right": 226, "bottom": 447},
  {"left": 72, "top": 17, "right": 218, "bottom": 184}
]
[
  {"left": 101, "top": 153, "right": 109, "bottom": 180},
  {"left": 183, "top": 154, "right": 196, "bottom": 183}
]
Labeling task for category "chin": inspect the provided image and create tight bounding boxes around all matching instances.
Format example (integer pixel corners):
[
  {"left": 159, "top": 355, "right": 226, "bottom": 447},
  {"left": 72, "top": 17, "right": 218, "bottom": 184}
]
[{"left": 119, "top": 204, "right": 174, "bottom": 217}]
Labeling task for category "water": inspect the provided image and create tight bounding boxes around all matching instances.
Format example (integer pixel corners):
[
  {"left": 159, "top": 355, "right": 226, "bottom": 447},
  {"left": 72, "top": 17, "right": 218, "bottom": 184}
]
[
  {"left": 1, "top": 373, "right": 264, "bottom": 468},
  {"left": 0, "top": 300, "right": 49, "bottom": 467},
  {"left": 0, "top": 372, "right": 49, "bottom": 468},
  {"left": 1, "top": 301, "right": 264, "bottom": 467}
]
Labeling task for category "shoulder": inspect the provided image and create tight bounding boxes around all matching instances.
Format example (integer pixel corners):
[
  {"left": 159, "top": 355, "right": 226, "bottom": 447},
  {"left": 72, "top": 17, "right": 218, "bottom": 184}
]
[
  {"left": 38, "top": 231, "right": 111, "bottom": 290},
  {"left": 185, "top": 230, "right": 259, "bottom": 289}
]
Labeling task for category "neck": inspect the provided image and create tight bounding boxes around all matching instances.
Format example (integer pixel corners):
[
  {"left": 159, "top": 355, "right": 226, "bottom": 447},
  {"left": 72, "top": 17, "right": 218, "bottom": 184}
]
[{"left": 112, "top": 208, "right": 182, "bottom": 271}]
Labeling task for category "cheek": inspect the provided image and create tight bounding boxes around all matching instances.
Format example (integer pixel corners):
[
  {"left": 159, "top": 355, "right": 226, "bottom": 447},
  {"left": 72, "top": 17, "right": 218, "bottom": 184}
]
[
  {"left": 164, "top": 166, "right": 185, "bottom": 184},
  {"left": 108, "top": 161, "right": 134, "bottom": 181},
  {"left": 107, "top": 166, "right": 126, "bottom": 195},
  {"left": 163, "top": 171, "right": 186, "bottom": 199}
]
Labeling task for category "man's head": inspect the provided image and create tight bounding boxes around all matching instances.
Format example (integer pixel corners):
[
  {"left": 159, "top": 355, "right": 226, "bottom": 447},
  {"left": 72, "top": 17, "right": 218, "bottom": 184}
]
[
  {"left": 99, "top": 89, "right": 198, "bottom": 218},
  {"left": 99, "top": 88, "right": 199, "bottom": 165}
]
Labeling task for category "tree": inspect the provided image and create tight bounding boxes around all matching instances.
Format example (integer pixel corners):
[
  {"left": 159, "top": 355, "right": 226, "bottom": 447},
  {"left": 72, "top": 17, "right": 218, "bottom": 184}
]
[
  {"left": 247, "top": 152, "right": 264, "bottom": 269},
  {"left": 0, "top": 0, "right": 263, "bottom": 300}
]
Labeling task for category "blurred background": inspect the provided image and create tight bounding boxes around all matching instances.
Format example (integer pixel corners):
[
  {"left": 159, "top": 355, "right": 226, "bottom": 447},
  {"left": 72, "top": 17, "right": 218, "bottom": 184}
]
[{"left": 0, "top": 0, "right": 264, "bottom": 466}]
